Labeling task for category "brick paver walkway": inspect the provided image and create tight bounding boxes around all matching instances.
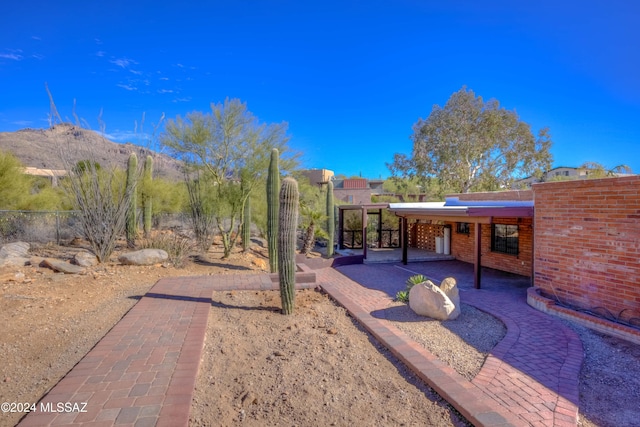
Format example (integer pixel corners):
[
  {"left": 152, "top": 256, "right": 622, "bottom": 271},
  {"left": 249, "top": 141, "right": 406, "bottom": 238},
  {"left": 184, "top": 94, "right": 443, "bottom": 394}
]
[
  {"left": 18, "top": 260, "right": 583, "bottom": 427},
  {"left": 18, "top": 274, "right": 315, "bottom": 427},
  {"left": 334, "top": 262, "right": 583, "bottom": 427}
]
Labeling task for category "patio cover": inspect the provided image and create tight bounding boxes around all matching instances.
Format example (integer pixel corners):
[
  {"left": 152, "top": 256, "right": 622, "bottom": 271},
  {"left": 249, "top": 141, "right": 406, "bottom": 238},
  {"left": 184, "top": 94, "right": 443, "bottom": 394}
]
[{"left": 387, "top": 198, "right": 534, "bottom": 289}]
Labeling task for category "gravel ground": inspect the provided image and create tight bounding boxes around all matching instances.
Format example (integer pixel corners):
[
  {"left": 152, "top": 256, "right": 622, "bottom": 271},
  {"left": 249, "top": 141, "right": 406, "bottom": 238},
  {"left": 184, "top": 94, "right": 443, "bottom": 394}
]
[{"left": 384, "top": 301, "right": 507, "bottom": 380}]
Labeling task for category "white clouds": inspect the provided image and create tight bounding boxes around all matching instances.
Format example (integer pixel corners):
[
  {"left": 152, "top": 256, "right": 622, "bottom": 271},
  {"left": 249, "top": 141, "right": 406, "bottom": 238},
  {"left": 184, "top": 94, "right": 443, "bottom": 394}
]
[
  {"left": 116, "top": 83, "right": 137, "bottom": 91},
  {"left": 31, "top": 36, "right": 42, "bottom": 41},
  {"left": 110, "top": 57, "right": 138, "bottom": 68},
  {"left": 96, "top": 51, "right": 106, "bottom": 57},
  {"left": 157, "top": 89, "right": 174, "bottom": 94},
  {"left": 129, "top": 69, "right": 143, "bottom": 75},
  {"left": 101, "top": 130, "right": 151, "bottom": 143},
  {"left": 12, "top": 120, "right": 33, "bottom": 126},
  {"left": 172, "top": 97, "right": 192, "bottom": 103},
  {"left": 0, "top": 51, "right": 24, "bottom": 61}
]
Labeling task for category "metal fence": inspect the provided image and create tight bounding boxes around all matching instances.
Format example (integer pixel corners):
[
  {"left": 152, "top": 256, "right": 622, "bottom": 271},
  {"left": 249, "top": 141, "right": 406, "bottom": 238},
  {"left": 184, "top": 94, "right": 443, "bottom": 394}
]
[
  {"left": 0, "top": 210, "right": 194, "bottom": 245},
  {"left": 0, "top": 210, "right": 81, "bottom": 245}
]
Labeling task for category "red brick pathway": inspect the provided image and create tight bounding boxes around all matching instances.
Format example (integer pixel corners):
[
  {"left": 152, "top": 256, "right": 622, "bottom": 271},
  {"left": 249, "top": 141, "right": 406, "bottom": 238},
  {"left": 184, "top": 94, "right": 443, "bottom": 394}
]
[
  {"left": 332, "top": 262, "right": 583, "bottom": 427},
  {"left": 18, "top": 262, "right": 582, "bottom": 427},
  {"left": 18, "top": 274, "right": 314, "bottom": 427}
]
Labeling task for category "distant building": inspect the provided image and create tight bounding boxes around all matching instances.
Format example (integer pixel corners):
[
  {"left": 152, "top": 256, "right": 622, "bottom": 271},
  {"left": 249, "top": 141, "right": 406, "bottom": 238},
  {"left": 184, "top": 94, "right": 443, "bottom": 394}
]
[
  {"left": 23, "top": 167, "right": 68, "bottom": 187},
  {"left": 301, "top": 169, "right": 334, "bottom": 186},
  {"left": 332, "top": 178, "right": 385, "bottom": 205},
  {"left": 514, "top": 166, "right": 634, "bottom": 188}
]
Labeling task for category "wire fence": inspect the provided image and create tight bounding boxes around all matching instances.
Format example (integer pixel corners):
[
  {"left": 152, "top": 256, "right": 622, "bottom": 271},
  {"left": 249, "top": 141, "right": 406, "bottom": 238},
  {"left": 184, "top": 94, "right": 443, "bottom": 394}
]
[{"left": 0, "top": 210, "right": 193, "bottom": 245}]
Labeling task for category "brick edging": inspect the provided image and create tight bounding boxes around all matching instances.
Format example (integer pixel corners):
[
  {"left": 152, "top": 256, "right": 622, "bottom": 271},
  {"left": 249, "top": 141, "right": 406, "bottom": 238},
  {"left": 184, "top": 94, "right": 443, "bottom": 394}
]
[{"left": 527, "top": 287, "right": 640, "bottom": 346}]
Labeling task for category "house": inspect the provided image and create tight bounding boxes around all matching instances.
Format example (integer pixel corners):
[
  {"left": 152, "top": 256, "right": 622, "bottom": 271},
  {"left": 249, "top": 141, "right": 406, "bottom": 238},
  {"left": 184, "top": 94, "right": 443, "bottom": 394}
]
[
  {"left": 385, "top": 175, "right": 640, "bottom": 341},
  {"left": 515, "top": 165, "right": 635, "bottom": 188},
  {"left": 300, "top": 169, "right": 386, "bottom": 205},
  {"left": 23, "top": 167, "right": 68, "bottom": 187}
]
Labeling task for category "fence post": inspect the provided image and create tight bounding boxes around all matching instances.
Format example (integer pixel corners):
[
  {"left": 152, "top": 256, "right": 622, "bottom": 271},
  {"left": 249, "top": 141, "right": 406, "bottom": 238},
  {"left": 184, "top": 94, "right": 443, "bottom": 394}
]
[{"left": 55, "top": 211, "right": 60, "bottom": 245}]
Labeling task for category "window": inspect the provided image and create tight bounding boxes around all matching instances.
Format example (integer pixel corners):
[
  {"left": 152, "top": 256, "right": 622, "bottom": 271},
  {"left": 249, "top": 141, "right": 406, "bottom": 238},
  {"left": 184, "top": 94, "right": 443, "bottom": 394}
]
[
  {"left": 456, "top": 222, "right": 470, "bottom": 235},
  {"left": 491, "top": 224, "right": 519, "bottom": 255}
]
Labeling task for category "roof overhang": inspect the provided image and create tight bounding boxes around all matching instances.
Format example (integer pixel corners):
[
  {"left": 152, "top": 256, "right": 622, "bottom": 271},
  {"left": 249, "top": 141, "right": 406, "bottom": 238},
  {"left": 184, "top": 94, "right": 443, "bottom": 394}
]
[{"left": 388, "top": 202, "right": 533, "bottom": 224}]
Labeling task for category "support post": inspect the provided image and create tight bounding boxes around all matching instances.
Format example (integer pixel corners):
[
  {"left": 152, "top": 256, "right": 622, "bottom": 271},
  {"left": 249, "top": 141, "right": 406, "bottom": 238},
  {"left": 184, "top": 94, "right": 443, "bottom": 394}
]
[
  {"left": 402, "top": 217, "right": 408, "bottom": 265},
  {"left": 362, "top": 208, "right": 368, "bottom": 260},
  {"left": 338, "top": 208, "right": 344, "bottom": 249},
  {"left": 474, "top": 222, "right": 482, "bottom": 289},
  {"left": 377, "top": 208, "right": 383, "bottom": 248}
]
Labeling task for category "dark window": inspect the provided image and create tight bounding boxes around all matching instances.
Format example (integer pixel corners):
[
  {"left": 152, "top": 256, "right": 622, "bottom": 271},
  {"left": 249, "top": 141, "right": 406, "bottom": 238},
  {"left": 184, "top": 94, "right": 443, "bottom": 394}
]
[
  {"left": 456, "top": 222, "right": 470, "bottom": 234},
  {"left": 492, "top": 224, "right": 519, "bottom": 255}
]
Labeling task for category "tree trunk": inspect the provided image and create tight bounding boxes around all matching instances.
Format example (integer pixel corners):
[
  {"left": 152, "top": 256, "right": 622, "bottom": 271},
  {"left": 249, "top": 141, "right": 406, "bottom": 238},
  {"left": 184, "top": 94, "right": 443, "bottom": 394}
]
[{"left": 301, "top": 222, "right": 315, "bottom": 255}]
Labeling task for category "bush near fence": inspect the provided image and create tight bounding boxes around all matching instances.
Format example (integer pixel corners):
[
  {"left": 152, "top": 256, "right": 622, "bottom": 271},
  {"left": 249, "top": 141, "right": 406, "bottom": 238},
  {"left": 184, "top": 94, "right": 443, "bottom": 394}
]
[{"left": 0, "top": 211, "right": 193, "bottom": 246}]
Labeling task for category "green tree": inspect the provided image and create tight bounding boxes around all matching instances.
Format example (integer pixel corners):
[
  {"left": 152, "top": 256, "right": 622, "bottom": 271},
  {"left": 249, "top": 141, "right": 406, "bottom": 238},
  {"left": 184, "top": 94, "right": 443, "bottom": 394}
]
[
  {"left": 580, "top": 162, "right": 632, "bottom": 179},
  {"left": 388, "top": 87, "right": 553, "bottom": 194},
  {"left": 0, "top": 150, "right": 32, "bottom": 209},
  {"left": 161, "top": 98, "right": 296, "bottom": 258}
]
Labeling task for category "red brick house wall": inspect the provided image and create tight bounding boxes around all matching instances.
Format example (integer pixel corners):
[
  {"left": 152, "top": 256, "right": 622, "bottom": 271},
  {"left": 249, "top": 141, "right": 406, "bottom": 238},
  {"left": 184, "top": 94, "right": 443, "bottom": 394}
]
[
  {"left": 447, "top": 217, "right": 533, "bottom": 277},
  {"left": 533, "top": 176, "right": 640, "bottom": 324}
]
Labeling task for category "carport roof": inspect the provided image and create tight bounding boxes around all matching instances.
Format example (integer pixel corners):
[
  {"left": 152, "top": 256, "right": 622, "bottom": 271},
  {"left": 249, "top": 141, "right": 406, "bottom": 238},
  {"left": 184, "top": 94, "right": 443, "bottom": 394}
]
[{"left": 388, "top": 200, "right": 534, "bottom": 220}]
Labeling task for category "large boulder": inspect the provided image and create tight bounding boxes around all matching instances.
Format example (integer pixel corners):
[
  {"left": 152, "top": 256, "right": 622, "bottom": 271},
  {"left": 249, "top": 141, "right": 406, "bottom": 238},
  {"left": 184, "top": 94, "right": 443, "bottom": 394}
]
[
  {"left": 118, "top": 249, "right": 168, "bottom": 266},
  {"left": 73, "top": 251, "right": 98, "bottom": 267},
  {"left": 0, "top": 242, "right": 30, "bottom": 268},
  {"left": 408, "top": 279, "right": 457, "bottom": 321},
  {"left": 41, "top": 258, "right": 86, "bottom": 274},
  {"left": 439, "top": 277, "right": 461, "bottom": 320}
]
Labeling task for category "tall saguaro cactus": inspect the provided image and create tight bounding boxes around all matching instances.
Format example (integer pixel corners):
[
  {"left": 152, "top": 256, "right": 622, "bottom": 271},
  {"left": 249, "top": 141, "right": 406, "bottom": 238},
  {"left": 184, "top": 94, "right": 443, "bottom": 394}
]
[
  {"left": 326, "top": 180, "right": 335, "bottom": 257},
  {"left": 266, "top": 148, "right": 280, "bottom": 273},
  {"left": 142, "top": 155, "right": 153, "bottom": 238},
  {"left": 278, "top": 177, "right": 299, "bottom": 315},
  {"left": 125, "top": 153, "right": 138, "bottom": 247}
]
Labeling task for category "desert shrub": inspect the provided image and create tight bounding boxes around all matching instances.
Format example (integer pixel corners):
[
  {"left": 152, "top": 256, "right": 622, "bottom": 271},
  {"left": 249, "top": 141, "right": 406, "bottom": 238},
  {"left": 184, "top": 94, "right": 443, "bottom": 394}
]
[
  {"left": 138, "top": 233, "right": 195, "bottom": 268},
  {"left": 395, "top": 274, "right": 429, "bottom": 303}
]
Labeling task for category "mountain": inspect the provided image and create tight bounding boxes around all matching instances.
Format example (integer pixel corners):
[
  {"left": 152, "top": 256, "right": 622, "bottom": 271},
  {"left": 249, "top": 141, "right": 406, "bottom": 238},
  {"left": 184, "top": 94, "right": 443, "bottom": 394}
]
[{"left": 0, "top": 123, "right": 183, "bottom": 180}]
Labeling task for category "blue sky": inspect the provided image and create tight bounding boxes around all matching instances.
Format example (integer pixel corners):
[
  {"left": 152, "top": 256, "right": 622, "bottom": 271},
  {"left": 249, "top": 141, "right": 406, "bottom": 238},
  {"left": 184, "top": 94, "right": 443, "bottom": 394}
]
[{"left": 1, "top": 0, "right": 639, "bottom": 179}]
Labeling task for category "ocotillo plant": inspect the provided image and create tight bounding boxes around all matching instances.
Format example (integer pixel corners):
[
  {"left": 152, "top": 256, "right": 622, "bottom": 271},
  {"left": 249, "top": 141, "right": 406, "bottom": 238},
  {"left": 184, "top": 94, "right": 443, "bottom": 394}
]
[
  {"left": 277, "top": 177, "right": 298, "bottom": 315},
  {"left": 266, "top": 148, "right": 280, "bottom": 272},
  {"left": 326, "top": 180, "right": 335, "bottom": 257},
  {"left": 125, "top": 153, "right": 138, "bottom": 247},
  {"left": 142, "top": 155, "right": 153, "bottom": 237},
  {"left": 242, "top": 195, "right": 251, "bottom": 252}
]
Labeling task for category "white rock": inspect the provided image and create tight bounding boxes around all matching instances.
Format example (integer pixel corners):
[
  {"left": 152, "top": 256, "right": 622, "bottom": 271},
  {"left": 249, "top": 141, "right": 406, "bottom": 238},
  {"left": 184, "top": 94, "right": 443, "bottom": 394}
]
[
  {"left": 73, "top": 251, "right": 98, "bottom": 267},
  {"left": 0, "top": 242, "right": 30, "bottom": 268},
  {"left": 41, "top": 258, "right": 85, "bottom": 274},
  {"left": 439, "top": 277, "right": 461, "bottom": 320},
  {"left": 118, "top": 249, "right": 168, "bottom": 266},
  {"left": 409, "top": 280, "right": 456, "bottom": 320}
]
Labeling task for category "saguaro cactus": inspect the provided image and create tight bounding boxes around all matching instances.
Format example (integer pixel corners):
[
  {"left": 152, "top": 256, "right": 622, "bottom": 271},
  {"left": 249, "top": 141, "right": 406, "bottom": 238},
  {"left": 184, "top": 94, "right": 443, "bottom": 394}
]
[
  {"left": 125, "top": 153, "right": 138, "bottom": 247},
  {"left": 277, "top": 177, "right": 298, "bottom": 315},
  {"left": 326, "top": 180, "right": 335, "bottom": 257},
  {"left": 242, "top": 195, "right": 251, "bottom": 252},
  {"left": 142, "top": 155, "right": 153, "bottom": 237},
  {"left": 266, "top": 148, "right": 280, "bottom": 272}
]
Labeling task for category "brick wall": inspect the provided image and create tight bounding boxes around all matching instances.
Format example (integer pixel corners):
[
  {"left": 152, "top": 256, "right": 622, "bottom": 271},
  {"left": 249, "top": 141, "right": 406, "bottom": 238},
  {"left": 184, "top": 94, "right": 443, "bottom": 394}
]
[
  {"left": 533, "top": 176, "right": 640, "bottom": 324},
  {"left": 447, "top": 217, "right": 533, "bottom": 277}
]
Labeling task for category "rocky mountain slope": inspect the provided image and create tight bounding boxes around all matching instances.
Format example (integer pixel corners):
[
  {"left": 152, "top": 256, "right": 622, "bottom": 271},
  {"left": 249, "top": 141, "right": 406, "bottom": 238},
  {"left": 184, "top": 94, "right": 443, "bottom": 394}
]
[{"left": 0, "top": 123, "right": 183, "bottom": 180}]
